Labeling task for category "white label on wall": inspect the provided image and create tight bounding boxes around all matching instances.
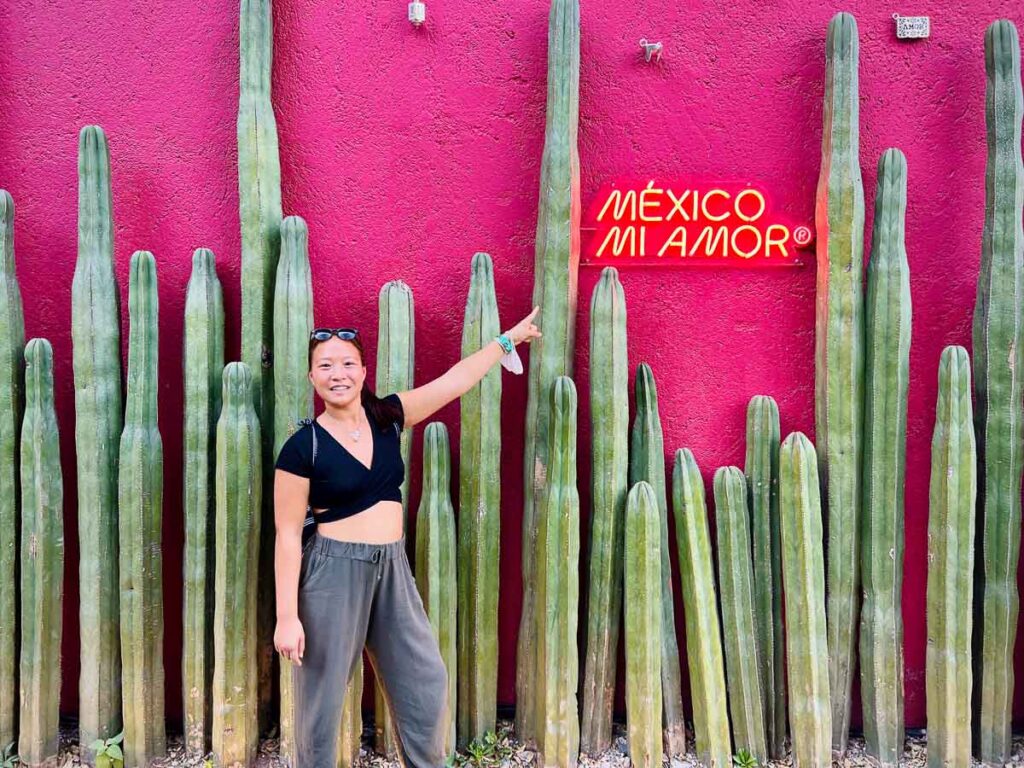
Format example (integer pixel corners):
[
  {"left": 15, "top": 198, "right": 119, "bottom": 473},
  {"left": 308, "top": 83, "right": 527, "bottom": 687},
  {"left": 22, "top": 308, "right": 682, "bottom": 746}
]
[{"left": 894, "top": 14, "right": 930, "bottom": 39}]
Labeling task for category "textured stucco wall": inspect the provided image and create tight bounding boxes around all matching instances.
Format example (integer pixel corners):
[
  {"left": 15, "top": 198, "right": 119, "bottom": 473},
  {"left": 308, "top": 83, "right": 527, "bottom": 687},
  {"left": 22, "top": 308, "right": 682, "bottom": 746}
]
[{"left": 1, "top": 0, "right": 1024, "bottom": 731}]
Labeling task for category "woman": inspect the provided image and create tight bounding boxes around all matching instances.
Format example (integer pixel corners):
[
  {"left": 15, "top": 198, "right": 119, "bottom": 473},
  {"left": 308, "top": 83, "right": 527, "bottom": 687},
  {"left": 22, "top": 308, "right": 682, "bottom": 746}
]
[{"left": 273, "top": 306, "right": 541, "bottom": 768}]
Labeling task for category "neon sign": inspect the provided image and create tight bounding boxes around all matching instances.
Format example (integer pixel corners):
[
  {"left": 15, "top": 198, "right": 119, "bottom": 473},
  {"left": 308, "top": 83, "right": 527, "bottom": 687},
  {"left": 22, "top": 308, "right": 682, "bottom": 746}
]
[{"left": 581, "top": 180, "right": 813, "bottom": 267}]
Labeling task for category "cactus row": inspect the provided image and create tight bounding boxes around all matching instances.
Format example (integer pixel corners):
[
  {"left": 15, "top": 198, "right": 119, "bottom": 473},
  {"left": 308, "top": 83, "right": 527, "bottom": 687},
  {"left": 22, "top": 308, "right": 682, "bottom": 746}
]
[
  {"left": 516, "top": 0, "right": 581, "bottom": 742},
  {"left": 72, "top": 125, "right": 123, "bottom": 757},
  {"left": 580, "top": 267, "right": 628, "bottom": 755},
  {"left": 925, "top": 346, "right": 976, "bottom": 768}
]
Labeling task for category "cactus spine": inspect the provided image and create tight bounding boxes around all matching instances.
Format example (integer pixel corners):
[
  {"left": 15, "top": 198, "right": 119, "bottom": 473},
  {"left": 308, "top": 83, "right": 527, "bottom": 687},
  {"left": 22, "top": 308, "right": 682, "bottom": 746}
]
[
  {"left": 713, "top": 467, "right": 767, "bottom": 764},
  {"left": 814, "top": 12, "right": 865, "bottom": 752},
  {"left": 18, "top": 339, "right": 62, "bottom": 768},
  {"left": 779, "top": 432, "right": 831, "bottom": 767},
  {"left": 457, "top": 252, "right": 501, "bottom": 746},
  {"left": 272, "top": 216, "right": 313, "bottom": 767},
  {"left": 672, "top": 450, "right": 731, "bottom": 768},
  {"left": 0, "top": 190, "right": 23, "bottom": 751},
  {"left": 415, "top": 423, "right": 457, "bottom": 758},
  {"left": 628, "top": 363, "right": 686, "bottom": 757},
  {"left": 624, "top": 481, "right": 662, "bottom": 768},
  {"left": 212, "top": 363, "right": 261, "bottom": 768},
  {"left": 182, "top": 249, "right": 224, "bottom": 757},
  {"left": 744, "top": 396, "right": 784, "bottom": 759},
  {"left": 73, "top": 125, "right": 123, "bottom": 755},
  {"left": 859, "top": 148, "right": 911, "bottom": 766},
  {"left": 925, "top": 346, "right": 976, "bottom": 768},
  {"left": 580, "top": 267, "right": 628, "bottom": 755},
  {"left": 974, "top": 20, "right": 1024, "bottom": 764},
  {"left": 534, "top": 377, "right": 580, "bottom": 768},
  {"left": 118, "top": 251, "right": 165, "bottom": 767},
  {"left": 516, "top": 0, "right": 580, "bottom": 741}
]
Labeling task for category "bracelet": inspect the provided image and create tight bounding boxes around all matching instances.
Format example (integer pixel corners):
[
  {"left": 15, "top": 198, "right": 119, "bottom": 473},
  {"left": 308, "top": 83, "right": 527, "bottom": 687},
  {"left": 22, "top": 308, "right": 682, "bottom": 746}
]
[{"left": 495, "top": 334, "right": 514, "bottom": 355}]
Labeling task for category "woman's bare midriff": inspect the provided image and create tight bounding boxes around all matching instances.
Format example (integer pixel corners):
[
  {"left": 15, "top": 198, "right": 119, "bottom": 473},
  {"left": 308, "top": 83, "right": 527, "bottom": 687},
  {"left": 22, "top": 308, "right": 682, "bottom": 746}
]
[{"left": 312, "top": 499, "right": 405, "bottom": 544}]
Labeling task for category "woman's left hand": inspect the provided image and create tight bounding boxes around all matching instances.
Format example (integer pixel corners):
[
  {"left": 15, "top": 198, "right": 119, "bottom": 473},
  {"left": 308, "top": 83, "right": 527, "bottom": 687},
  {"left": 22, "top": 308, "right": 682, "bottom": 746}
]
[{"left": 506, "top": 306, "right": 543, "bottom": 346}]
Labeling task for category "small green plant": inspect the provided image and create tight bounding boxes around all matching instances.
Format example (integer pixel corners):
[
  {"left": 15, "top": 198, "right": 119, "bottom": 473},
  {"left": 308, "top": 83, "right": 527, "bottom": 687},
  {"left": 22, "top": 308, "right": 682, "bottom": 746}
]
[
  {"left": 733, "top": 748, "right": 759, "bottom": 768},
  {"left": 89, "top": 730, "right": 124, "bottom": 768},
  {"left": 1, "top": 741, "right": 20, "bottom": 768},
  {"left": 449, "top": 730, "right": 516, "bottom": 768}
]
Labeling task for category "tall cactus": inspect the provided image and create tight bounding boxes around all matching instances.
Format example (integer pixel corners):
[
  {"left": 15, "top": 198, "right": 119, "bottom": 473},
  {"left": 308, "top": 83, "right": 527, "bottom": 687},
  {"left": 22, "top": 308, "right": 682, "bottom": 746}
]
[
  {"left": 337, "top": 665, "right": 363, "bottom": 768},
  {"left": 713, "top": 467, "right": 767, "bottom": 764},
  {"left": 859, "top": 148, "right": 911, "bottom": 766},
  {"left": 779, "top": 433, "right": 831, "bottom": 767},
  {"left": 182, "top": 249, "right": 224, "bottom": 757},
  {"left": 73, "top": 125, "right": 123, "bottom": 756},
  {"left": 580, "top": 266, "right": 628, "bottom": 755},
  {"left": 272, "top": 216, "right": 313, "bottom": 767},
  {"left": 212, "top": 363, "right": 262, "bottom": 768},
  {"left": 925, "top": 346, "right": 976, "bottom": 768},
  {"left": 672, "top": 450, "right": 731, "bottom": 768},
  {"left": 623, "top": 481, "right": 662, "bottom": 768},
  {"left": 743, "top": 396, "right": 784, "bottom": 759},
  {"left": 628, "top": 363, "right": 686, "bottom": 757},
  {"left": 974, "top": 20, "right": 1024, "bottom": 764},
  {"left": 814, "top": 12, "right": 865, "bottom": 751},
  {"left": 118, "top": 251, "right": 165, "bottom": 767},
  {"left": 534, "top": 377, "right": 580, "bottom": 768},
  {"left": 516, "top": 0, "right": 580, "bottom": 741},
  {"left": 415, "top": 423, "right": 457, "bottom": 758},
  {"left": 0, "top": 190, "right": 23, "bottom": 751},
  {"left": 457, "top": 252, "right": 501, "bottom": 746},
  {"left": 18, "top": 339, "right": 62, "bottom": 768}
]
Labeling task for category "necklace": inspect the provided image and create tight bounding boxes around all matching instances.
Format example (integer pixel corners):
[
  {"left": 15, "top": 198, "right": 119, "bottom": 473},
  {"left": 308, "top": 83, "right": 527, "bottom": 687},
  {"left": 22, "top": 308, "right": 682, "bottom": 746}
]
[{"left": 324, "top": 411, "right": 365, "bottom": 442}]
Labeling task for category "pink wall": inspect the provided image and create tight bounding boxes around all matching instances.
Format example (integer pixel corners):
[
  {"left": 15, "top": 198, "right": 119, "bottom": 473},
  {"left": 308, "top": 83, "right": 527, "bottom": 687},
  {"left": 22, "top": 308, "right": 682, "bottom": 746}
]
[{"left": 2, "top": 0, "right": 1024, "bottom": 732}]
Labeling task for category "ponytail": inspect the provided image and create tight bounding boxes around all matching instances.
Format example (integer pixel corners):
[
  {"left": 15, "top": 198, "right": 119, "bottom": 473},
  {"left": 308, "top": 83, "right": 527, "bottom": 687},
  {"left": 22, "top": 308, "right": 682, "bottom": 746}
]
[{"left": 362, "top": 380, "right": 403, "bottom": 430}]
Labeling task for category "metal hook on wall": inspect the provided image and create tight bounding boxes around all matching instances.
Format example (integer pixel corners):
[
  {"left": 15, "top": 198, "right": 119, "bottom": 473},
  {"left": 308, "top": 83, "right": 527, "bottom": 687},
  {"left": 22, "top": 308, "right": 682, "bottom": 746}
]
[{"left": 638, "top": 38, "right": 664, "bottom": 62}]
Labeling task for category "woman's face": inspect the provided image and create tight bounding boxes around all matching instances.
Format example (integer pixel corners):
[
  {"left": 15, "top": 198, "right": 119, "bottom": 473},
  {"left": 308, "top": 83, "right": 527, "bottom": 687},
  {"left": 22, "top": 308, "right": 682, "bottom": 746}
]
[{"left": 308, "top": 338, "right": 366, "bottom": 408}]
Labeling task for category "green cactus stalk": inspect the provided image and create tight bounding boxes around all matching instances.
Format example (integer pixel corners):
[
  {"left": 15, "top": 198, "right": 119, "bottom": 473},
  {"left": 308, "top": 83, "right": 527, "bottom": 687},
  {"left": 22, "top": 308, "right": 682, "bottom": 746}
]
[
  {"left": 925, "top": 346, "right": 976, "bottom": 768},
  {"left": 372, "top": 279, "right": 415, "bottom": 757},
  {"left": 272, "top": 216, "right": 313, "bottom": 767},
  {"left": 623, "top": 481, "right": 662, "bottom": 768},
  {"left": 73, "top": 125, "right": 123, "bottom": 756},
  {"left": 534, "top": 377, "right": 580, "bottom": 768},
  {"left": 974, "top": 20, "right": 1024, "bottom": 765},
  {"left": 0, "top": 190, "right": 24, "bottom": 751},
  {"left": 18, "top": 339, "right": 62, "bottom": 768},
  {"left": 457, "top": 252, "right": 501, "bottom": 747},
  {"left": 713, "top": 467, "right": 767, "bottom": 764},
  {"left": 779, "top": 432, "right": 831, "bottom": 767},
  {"left": 744, "top": 396, "right": 784, "bottom": 760},
  {"left": 580, "top": 266, "right": 628, "bottom": 756},
  {"left": 672, "top": 450, "right": 731, "bottom": 768},
  {"left": 814, "top": 12, "right": 865, "bottom": 752},
  {"left": 118, "top": 251, "right": 165, "bottom": 767},
  {"left": 859, "top": 148, "right": 911, "bottom": 766},
  {"left": 516, "top": 0, "right": 580, "bottom": 742},
  {"left": 182, "top": 248, "right": 224, "bottom": 757},
  {"left": 628, "top": 363, "right": 686, "bottom": 757},
  {"left": 212, "top": 363, "right": 262, "bottom": 767},
  {"left": 415, "top": 423, "right": 457, "bottom": 758},
  {"left": 337, "top": 663, "right": 363, "bottom": 768}
]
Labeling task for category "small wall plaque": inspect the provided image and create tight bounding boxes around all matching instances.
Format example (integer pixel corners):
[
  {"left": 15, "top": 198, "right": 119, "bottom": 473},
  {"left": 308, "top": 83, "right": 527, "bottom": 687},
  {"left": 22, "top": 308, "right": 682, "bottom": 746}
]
[{"left": 893, "top": 14, "right": 930, "bottom": 39}]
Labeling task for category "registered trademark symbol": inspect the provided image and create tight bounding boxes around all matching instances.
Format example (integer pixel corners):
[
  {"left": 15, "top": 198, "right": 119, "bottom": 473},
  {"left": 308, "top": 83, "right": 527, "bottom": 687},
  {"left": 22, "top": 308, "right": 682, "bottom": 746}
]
[{"left": 793, "top": 226, "right": 813, "bottom": 246}]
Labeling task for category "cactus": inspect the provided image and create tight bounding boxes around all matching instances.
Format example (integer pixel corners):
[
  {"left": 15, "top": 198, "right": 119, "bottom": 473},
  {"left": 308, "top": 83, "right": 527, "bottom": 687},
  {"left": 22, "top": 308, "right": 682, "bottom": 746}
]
[
  {"left": 118, "top": 251, "right": 165, "bottom": 767},
  {"left": 337, "top": 664, "right": 363, "bottom": 768},
  {"left": 779, "top": 432, "right": 831, "bottom": 767},
  {"left": 457, "top": 252, "right": 501, "bottom": 746},
  {"left": 212, "top": 363, "right": 262, "bottom": 768},
  {"left": 859, "top": 148, "right": 911, "bottom": 766},
  {"left": 18, "top": 339, "right": 62, "bottom": 768},
  {"left": 516, "top": 0, "right": 580, "bottom": 742},
  {"left": 623, "top": 481, "right": 662, "bottom": 768},
  {"left": 713, "top": 467, "right": 767, "bottom": 764},
  {"left": 415, "top": 423, "right": 457, "bottom": 758},
  {"left": 534, "top": 377, "right": 580, "bottom": 768},
  {"left": 814, "top": 12, "right": 865, "bottom": 752},
  {"left": 0, "top": 190, "right": 23, "bottom": 751},
  {"left": 925, "top": 346, "right": 976, "bottom": 768},
  {"left": 628, "top": 363, "right": 686, "bottom": 757},
  {"left": 272, "top": 216, "right": 313, "bottom": 766},
  {"left": 743, "top": 396, "right": 784, "bottom": 759},
  {"left": 672, "top": 450, "right": 731, "bottom": 768},
  {"left": 973, "top": 20, "right": 1024, "bottom": 764},
  {"left": 73, "top": 125, "right": 123, "bottom": 756}
]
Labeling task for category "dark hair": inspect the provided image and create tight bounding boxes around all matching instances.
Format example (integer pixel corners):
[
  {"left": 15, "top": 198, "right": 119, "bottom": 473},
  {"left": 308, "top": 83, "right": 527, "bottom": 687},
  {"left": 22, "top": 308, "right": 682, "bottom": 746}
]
[{"left": 308, "top": 332, "right": 403, "bottom": 431}]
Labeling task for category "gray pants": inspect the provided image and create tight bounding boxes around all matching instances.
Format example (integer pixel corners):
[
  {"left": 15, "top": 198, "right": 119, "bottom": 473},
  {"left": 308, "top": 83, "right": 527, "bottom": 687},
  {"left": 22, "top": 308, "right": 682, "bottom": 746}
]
[{"left": 293, "top": 532, "right": 449, "bottom": 768}]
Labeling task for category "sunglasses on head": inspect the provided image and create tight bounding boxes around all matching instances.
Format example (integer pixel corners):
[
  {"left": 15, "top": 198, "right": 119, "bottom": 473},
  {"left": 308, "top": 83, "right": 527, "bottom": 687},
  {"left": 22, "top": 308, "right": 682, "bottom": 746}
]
[{"left": 310, "top": 327, "right": 360, "bottom": 342}]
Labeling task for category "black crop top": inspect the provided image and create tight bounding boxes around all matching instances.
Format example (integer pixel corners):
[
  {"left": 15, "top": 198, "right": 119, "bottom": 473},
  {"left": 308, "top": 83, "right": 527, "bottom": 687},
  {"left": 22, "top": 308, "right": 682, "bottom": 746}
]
[{"left": 275, "top": 393, "right": 406, "bottom": 526}]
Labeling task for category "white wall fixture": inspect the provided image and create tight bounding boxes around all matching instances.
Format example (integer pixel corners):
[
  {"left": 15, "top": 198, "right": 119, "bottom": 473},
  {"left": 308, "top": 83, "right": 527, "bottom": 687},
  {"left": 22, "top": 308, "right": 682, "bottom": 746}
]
[
  {"left": 893, "top": 14, "right": 930, "bottom": 39},
  {"left": 409, "top": 1, "right": 426, "bottom": 27},
  {"left": 638, "top": 38, "right": 663, "bottom": 62}
]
